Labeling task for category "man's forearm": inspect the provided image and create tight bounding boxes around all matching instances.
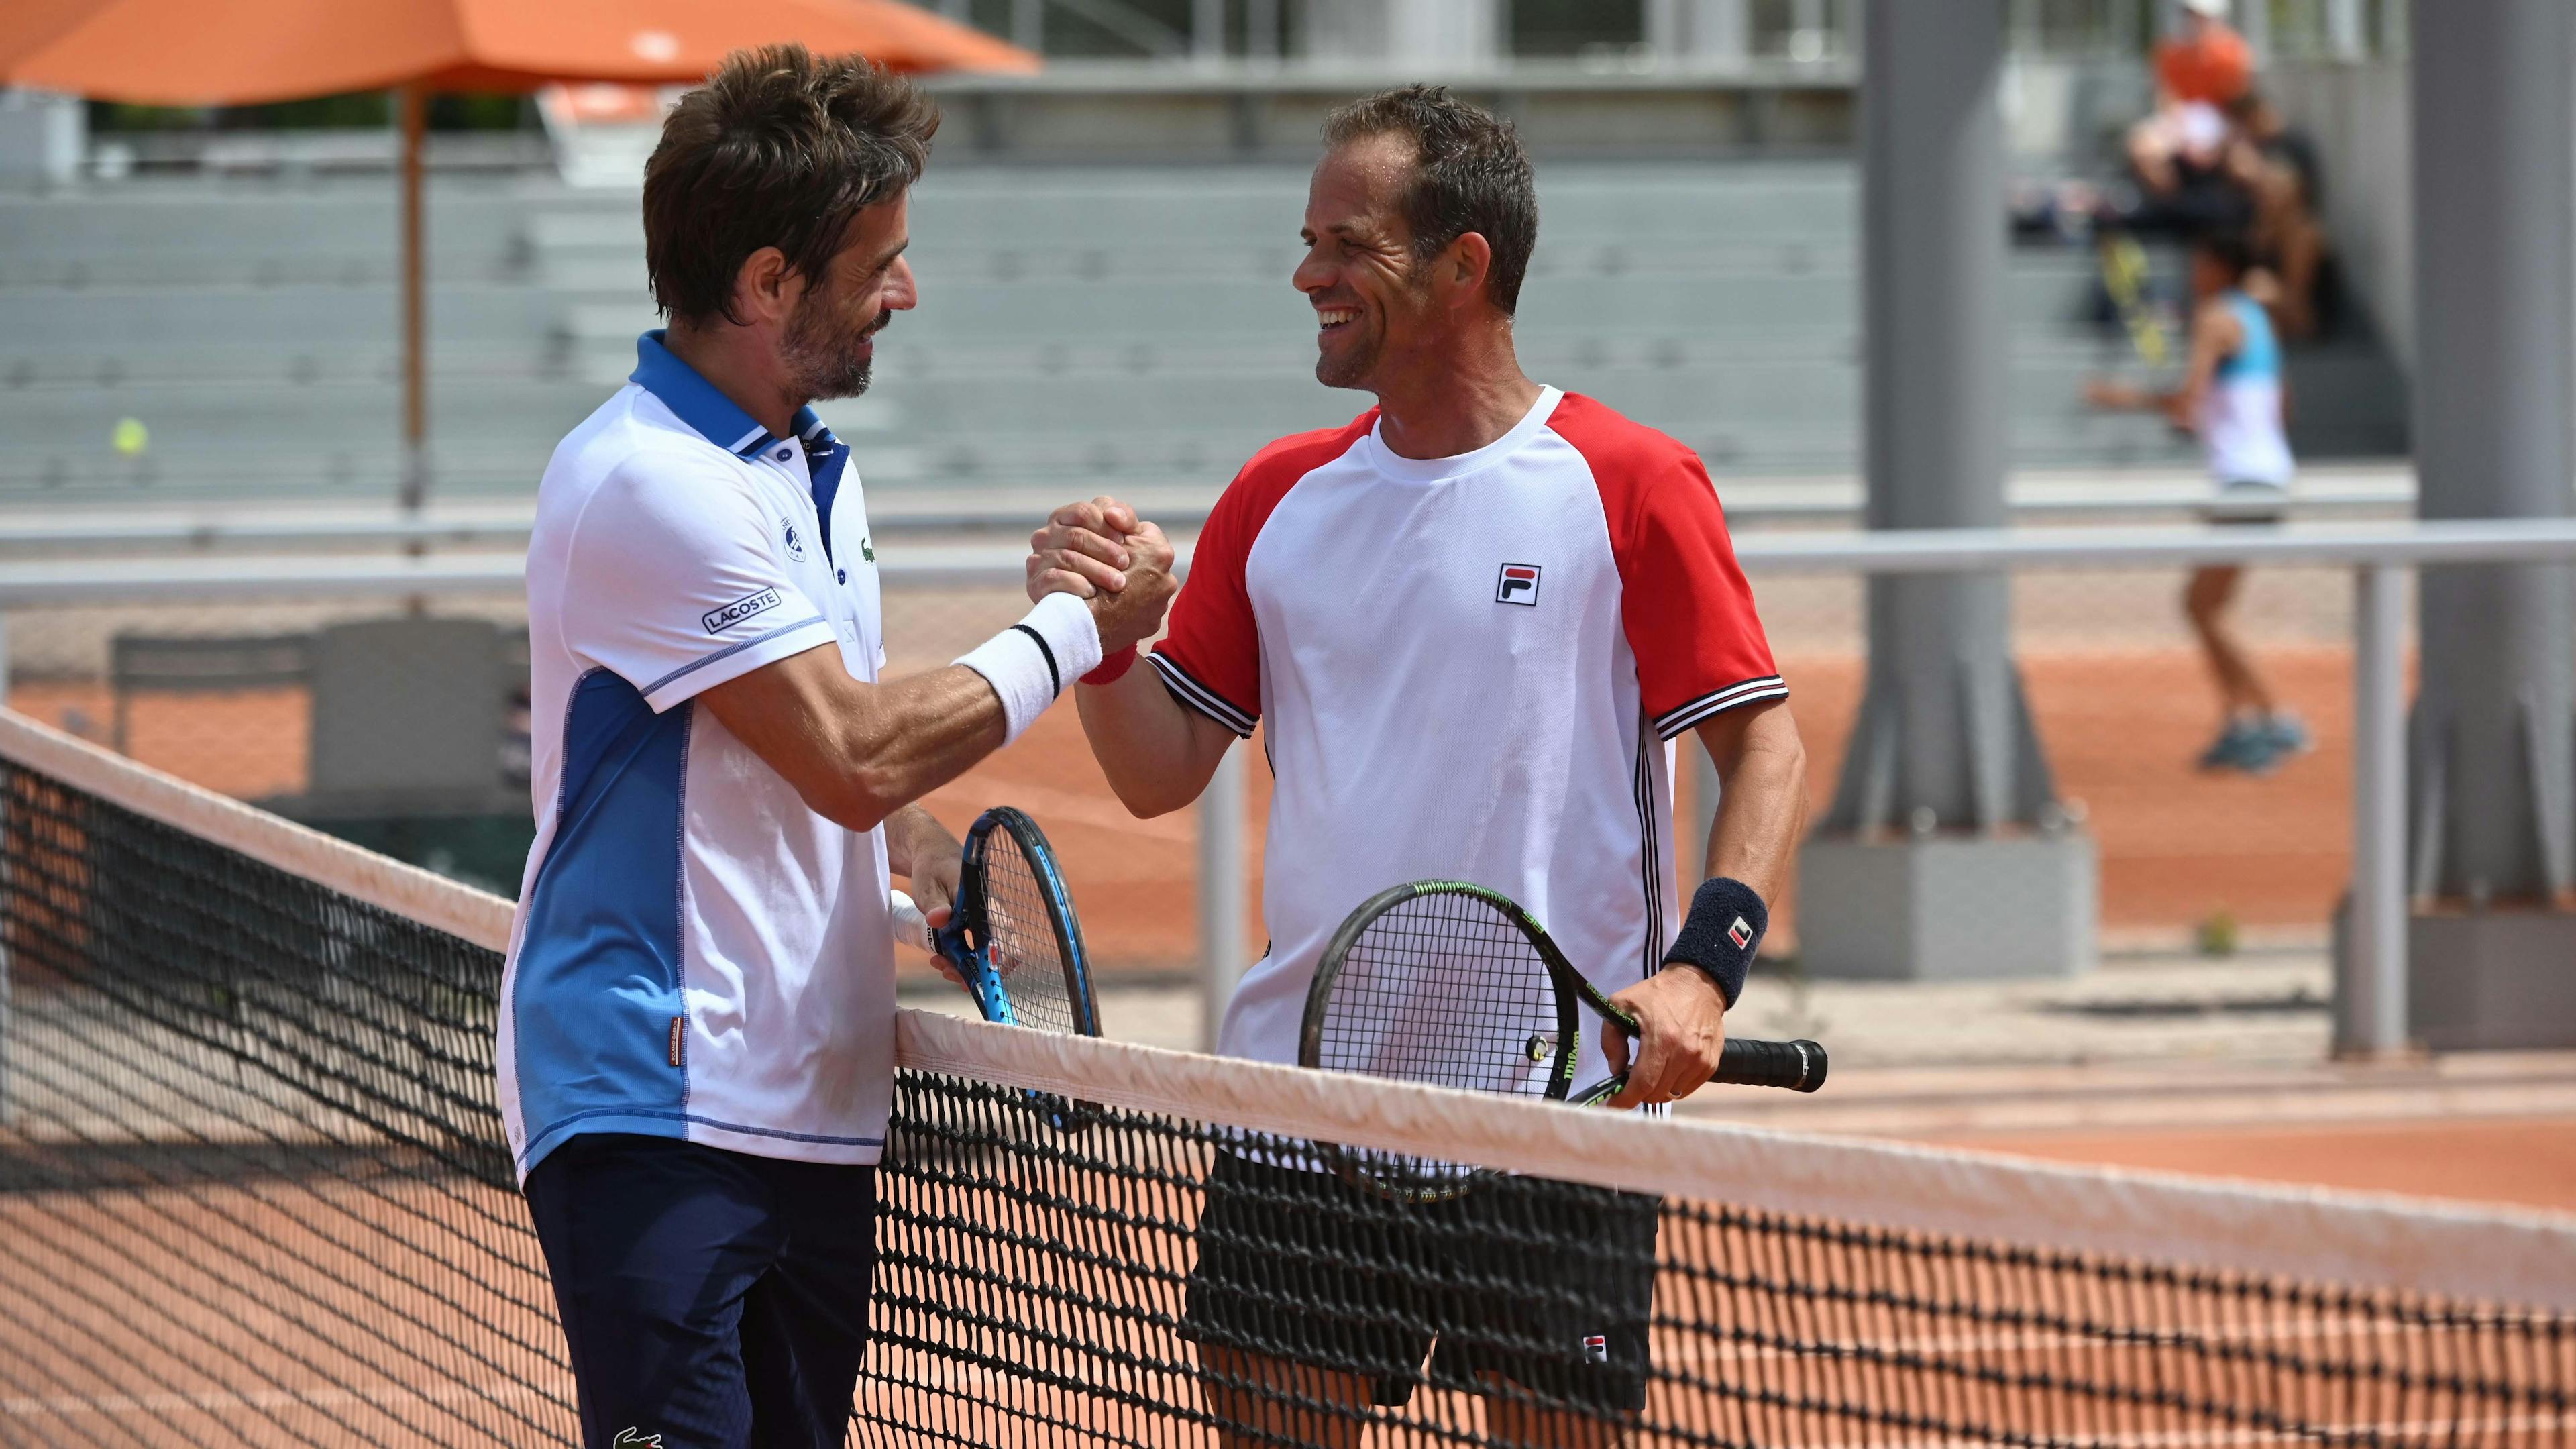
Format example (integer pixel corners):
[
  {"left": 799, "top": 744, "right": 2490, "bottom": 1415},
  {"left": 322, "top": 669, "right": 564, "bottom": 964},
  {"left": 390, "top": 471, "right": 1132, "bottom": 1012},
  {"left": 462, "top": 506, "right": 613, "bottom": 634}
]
[
  {"left": 1701, "top": 705, "right": 1809, "bottom": 904},
  {"left": 703, "top": 651, "right": 1009, "bottom": 833},
  {"left": 832, "top": 666, "right": 1020, "bottom": 828},
  {"left": 1076, "top": 663, "right": 1232, "bottom": 818}
]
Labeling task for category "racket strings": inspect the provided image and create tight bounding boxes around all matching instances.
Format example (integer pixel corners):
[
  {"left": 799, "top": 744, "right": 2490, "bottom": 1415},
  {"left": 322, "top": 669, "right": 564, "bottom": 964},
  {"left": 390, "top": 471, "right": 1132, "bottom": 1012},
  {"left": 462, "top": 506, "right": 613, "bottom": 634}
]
[
  {"left": 1316, "top": 892, "right": 1565, "bottom": 1099},
  {"left": 976, "top": 830, "right": 1081, "bottom": 1036}
]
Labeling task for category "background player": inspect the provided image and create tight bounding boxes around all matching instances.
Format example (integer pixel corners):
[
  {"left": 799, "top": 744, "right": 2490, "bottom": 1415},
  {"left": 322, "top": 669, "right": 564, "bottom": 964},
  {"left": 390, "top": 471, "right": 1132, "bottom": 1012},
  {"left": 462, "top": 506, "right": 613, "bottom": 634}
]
[
  {"left": 2087, "top": 231, "right": 2304, "bottom": 775},
  {"left": 1028, "top": 87, "right": 1809, "bottom": 1446}
]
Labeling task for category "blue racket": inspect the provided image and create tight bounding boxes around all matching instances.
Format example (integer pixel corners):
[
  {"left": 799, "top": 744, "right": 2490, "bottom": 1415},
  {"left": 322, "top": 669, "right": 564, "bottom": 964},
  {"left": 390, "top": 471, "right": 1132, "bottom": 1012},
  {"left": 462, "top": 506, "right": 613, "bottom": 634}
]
[{"left": 898, "top": 807, "right": 1099, "bottom": 1038}]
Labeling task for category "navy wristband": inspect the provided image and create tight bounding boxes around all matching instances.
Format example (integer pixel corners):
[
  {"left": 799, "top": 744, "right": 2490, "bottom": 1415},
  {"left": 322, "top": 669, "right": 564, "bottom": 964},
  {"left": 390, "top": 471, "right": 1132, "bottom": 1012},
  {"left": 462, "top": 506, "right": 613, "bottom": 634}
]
[{"left": 1664, "top": 876, "right": 1767, "bottom": 1008}]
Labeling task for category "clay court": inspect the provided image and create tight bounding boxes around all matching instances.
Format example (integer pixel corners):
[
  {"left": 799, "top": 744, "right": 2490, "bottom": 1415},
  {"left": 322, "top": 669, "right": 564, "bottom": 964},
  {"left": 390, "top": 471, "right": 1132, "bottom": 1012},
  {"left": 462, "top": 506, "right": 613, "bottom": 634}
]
[{"left": 3, "top": 638, "right": 2365, "bottom": 971}]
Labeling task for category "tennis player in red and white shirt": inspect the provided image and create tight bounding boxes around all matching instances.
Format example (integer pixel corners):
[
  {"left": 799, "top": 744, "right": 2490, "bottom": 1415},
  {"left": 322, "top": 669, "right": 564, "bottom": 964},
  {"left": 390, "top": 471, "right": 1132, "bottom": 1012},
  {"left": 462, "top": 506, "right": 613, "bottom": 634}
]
[
  {"left": 1030, "top": 87, "right": 1809, "bottom": 1444},
  {"left": 1038, "top": 91, "right": 1807, "bottom": 1108}
]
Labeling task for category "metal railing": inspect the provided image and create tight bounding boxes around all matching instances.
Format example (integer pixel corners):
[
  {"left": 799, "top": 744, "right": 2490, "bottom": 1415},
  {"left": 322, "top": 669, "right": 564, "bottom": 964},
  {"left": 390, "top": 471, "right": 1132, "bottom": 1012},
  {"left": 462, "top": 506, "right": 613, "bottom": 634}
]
[
  {"left": 0, "top": 466, "right": 2419, "bottom": 556},
  {"left": 3, "top": 513, "right": 2569, "bottom": 1059}
]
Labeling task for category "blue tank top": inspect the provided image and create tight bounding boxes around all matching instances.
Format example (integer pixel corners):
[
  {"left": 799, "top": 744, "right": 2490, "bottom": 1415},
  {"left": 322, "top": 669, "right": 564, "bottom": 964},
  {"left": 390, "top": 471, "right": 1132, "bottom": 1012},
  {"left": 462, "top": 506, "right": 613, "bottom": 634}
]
[
  {"left": 2201, "top": 290, "right": 2292, "bottom": 486},
  {"left": 2214, "top": 291, "right": 2279, "bottom": 382}
]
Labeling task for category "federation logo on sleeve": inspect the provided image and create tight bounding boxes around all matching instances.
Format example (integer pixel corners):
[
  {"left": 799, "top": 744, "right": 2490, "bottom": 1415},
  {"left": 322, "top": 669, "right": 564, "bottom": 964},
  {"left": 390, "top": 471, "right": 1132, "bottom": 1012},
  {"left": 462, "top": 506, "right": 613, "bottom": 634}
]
[
  {"left": 1495, "top": 562, "right": 1542, "bottom": 606},
  {"left": 780, "top": 517, "right": 808, "bottom": 562}
]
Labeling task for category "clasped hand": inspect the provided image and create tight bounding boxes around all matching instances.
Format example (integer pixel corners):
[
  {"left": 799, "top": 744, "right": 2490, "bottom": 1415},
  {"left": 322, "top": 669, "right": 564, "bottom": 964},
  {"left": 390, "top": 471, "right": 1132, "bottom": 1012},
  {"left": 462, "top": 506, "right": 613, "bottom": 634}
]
[{"left": 1027, "top": 494, "right": 1176, "bottom": 653}]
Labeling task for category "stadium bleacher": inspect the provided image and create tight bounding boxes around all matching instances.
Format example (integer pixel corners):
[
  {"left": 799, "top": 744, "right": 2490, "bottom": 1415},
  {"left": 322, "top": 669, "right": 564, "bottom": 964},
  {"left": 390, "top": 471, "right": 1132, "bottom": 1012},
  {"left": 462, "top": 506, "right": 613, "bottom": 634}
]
[{"left": 0, "top": 160, "right": 2402, "bottom": 506}]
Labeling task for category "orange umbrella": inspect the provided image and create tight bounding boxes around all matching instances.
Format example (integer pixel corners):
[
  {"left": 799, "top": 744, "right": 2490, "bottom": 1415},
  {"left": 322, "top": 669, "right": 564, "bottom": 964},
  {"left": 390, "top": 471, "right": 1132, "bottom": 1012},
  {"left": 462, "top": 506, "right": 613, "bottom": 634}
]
[{"left": 4, "top": 0, "right": 1036, "bottom": 505}]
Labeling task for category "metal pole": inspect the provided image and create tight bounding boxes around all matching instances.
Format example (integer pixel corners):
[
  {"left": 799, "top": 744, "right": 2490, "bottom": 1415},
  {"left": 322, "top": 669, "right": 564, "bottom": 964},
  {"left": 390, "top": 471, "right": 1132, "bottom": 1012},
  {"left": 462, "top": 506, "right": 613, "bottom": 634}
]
[
  {"left": 1193, "top": 0, "right": 1226, "bottom": 59},
  {"left": 2341, "top": 564, "right": 2408, "bottom": 1056},
  {"left": 1197, "top": 745, "right": 1247, "bottom": 1051},
  {"left": 2324, "top": 0, "right": 2365, "bottom": 59},
  {"left": 1831, "top": 0, "right": 2048, "bottom": 838},
  {"left": 1013, "top": 0, "right": 1045, "bottom": 54},
  {"left": 397, "top": 84, "right": 429, "bottom": 515},
  {"left": 2409, "top": 0, "right": 2576, "bottom": 904}
]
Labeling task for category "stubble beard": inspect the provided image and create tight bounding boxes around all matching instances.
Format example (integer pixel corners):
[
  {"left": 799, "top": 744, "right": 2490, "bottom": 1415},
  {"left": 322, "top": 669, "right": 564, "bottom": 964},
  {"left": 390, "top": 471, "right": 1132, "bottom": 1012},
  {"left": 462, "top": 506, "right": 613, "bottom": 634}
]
[
  {"left": 1314, "top": 325, "right": 1373, "bottom": 390},
  {"left": 784, "top": 299, "right": 881, "bottom": 402}
]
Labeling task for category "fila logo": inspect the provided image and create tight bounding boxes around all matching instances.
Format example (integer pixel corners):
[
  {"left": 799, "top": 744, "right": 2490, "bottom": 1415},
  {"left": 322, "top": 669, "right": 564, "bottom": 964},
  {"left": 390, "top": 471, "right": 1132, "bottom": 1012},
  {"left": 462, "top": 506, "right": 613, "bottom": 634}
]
[
  {"left": 1495, "top": 562, "right": 1542, "bottom": 606},
  {"left": 1581, "top": 1334, "right": 1609, "bottom": 1364},
  {"left": 1727, "top": 916, "right": 1754, "bottom": 950}
]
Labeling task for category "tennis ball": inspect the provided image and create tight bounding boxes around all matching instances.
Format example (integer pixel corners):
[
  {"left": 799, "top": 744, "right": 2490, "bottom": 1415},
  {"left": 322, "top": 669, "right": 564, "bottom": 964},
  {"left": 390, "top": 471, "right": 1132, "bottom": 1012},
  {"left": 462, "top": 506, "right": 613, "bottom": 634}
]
[
  {"left": 111, "top": 417, "right": 149, "bottom": 456},
  {"left": 2194, "top": 908, "right": 2239, "bottom": 958}
]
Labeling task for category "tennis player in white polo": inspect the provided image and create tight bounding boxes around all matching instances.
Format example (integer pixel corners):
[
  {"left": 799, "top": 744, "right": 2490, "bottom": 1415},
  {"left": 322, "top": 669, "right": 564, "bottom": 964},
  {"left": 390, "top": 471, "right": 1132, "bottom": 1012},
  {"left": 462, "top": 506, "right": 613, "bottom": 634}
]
[{"left": 499, "top": 48, "right": 1173, "bottom": 1449}]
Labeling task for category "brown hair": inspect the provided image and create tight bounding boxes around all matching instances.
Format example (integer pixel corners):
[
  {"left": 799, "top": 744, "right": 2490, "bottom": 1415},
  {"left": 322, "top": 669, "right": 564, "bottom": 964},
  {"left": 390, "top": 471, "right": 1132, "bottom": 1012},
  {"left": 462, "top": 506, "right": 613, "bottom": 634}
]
[
  {"left": 1322, "top": 85, "right": 1538, "bottom": 315},
  {"left": 643, "top": 44, "right": 940, "bottom": 327}
]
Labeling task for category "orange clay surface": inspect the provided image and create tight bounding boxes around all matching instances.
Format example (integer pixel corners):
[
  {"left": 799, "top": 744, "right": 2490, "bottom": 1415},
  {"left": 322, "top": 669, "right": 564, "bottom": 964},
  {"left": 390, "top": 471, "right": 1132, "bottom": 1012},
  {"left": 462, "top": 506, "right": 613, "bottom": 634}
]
[
  {"left": 1932, "top": 1115, "right": 2576, "bottom": 1214},
  {"left": 9, "top": 644, "right": 2359, "bottom": 972}
]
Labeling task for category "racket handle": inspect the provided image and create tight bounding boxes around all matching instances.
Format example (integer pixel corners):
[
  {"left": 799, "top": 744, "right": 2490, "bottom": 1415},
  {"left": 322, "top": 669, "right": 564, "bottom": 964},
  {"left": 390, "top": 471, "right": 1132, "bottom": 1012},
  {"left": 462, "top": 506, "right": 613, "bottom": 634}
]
[
  {"left": 888, "top": 890, "right": 935, "bottom": 954},
  {"left": 1714, "top": 1037, "right": 1827, "bottom": 1093}
]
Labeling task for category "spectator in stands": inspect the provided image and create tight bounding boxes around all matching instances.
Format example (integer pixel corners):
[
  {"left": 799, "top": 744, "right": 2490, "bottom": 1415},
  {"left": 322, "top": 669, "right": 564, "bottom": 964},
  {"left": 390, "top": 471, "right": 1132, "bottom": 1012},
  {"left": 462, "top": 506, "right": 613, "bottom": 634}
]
[
  {"left": 2222, "top": 89, "right": 2330, "bottom": 338},
  {"left": 2126, "top": 1, "right": 2255, "bottom": 219},
  {"left": 2084, "top": 232, "right": 2308, "bottom": 776},
  {"left": 2156, "top": 0, "right": 2255, "bottom": 108}
]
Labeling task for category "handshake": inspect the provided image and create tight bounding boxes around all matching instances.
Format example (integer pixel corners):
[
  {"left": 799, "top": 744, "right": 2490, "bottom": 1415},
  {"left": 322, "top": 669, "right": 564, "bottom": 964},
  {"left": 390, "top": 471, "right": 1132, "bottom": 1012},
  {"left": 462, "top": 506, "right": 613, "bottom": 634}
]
[{"left": 1024, "top": 496, "right": 1177, "bottom": 656}]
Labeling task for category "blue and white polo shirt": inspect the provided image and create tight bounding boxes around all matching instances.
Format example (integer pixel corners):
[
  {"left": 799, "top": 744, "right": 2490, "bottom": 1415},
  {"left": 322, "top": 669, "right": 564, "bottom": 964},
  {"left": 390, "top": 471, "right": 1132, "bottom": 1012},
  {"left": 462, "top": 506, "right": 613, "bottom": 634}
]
[{"left": 500, "top": 331, "right": 895, "bottom": 1181}]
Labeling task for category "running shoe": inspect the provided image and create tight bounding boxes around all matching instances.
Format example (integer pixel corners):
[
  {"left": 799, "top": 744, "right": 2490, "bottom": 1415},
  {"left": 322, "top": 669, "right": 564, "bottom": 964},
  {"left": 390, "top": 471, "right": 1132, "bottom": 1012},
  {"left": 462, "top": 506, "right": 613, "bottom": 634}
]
[
  {"left": 2261, "top": 712, "right": 2312, "bottom": 757},
  {"left": 2197, "top": 718, "right": 2284, "bottom": 775}
]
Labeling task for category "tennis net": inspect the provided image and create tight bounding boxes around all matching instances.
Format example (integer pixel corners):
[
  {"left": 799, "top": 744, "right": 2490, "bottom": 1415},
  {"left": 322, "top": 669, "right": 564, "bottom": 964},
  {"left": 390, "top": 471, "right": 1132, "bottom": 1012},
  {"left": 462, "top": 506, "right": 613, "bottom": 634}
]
[{"left": 0, "top": 710, "right": 2571, "bottom": 1447}]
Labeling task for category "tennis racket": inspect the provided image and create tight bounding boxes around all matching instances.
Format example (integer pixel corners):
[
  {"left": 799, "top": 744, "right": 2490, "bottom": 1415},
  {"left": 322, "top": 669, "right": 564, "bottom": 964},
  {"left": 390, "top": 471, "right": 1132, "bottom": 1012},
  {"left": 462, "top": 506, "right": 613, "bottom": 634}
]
[
  {"left": 916, "top": 807, "right": 1100, "bottom": 1037},
  {"left": 900, "top": 808, "right": 1100, "bottom": 1130},
  {"left": 2097, "top": 231, "right": 2173, "bottom": 366},
  {"left": 1299, "top": 879, "right": 1824, "bottom": 1202}
]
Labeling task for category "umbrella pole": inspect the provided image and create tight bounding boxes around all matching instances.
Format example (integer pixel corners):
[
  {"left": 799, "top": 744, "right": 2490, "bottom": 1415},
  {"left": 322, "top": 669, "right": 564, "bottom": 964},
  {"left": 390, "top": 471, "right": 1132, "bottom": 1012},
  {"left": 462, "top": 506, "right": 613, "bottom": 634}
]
[{"left": 398, "top": 83, "right": 428, "bottom": 515}]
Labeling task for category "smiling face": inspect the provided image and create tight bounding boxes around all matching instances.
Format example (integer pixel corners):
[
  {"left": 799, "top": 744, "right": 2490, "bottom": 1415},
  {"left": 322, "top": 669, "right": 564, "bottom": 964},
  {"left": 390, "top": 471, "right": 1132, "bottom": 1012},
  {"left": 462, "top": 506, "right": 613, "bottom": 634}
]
[
  {"left": 1295, "top": 134, "right": 1438, "bottom": 393},
  {"left": 780, "top": 190, "right": 917, "bottom": 401}
]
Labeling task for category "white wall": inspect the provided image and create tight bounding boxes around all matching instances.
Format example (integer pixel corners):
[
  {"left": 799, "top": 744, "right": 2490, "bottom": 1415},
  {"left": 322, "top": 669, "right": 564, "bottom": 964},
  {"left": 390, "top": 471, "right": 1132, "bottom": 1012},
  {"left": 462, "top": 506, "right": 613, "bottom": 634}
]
[
  {"left": 2267, "top": 60, "right": 2416, "bottom": 370},
  {"left": 0, "top": 91, "right": 83, "bottom": 188},
  {"left": 1301, "top": 0, "right": 1503, "bottom": 68}
]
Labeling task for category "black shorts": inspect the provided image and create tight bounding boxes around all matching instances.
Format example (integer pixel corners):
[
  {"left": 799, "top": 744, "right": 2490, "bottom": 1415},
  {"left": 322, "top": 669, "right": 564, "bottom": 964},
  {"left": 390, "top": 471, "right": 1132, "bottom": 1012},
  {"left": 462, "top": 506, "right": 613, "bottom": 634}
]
[{"left": 1181, "top": 1150, "right": 1659, "bottom": 1413}]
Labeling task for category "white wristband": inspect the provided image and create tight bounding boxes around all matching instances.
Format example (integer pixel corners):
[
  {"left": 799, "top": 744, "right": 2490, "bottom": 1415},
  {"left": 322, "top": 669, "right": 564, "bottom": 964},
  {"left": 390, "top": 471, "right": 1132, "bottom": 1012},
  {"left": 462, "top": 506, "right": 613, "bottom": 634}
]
[{"left": 954, "top": 592, "right": 1104, "bottom": 744}]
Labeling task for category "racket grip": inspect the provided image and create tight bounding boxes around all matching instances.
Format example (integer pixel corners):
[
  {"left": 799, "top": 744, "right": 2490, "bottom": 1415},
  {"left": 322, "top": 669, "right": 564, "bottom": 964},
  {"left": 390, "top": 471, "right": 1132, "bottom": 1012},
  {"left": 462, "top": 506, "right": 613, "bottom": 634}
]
[
  {"left": 888, "top": 890, "right": 935, "bottom": 954},
  {"left": 1713, "top": 1037, "right": 1827, "bottom": 1093}
]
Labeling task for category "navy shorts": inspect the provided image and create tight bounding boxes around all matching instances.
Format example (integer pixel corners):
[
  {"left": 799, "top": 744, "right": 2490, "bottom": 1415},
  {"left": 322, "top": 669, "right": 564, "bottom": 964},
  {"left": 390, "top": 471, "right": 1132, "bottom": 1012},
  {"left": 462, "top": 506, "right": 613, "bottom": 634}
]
[
  {"left": 523, "top": 1133, "right": 878, "bottom": 1449},
  {"left": 1181, "top": 1151, "right": 1659, "bottom": 1413}
]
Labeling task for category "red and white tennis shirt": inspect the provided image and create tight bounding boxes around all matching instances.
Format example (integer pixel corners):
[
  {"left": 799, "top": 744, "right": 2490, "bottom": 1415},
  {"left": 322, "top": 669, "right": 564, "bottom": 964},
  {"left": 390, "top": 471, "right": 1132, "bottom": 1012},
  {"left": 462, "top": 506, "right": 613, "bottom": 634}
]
[{"left": 1153, "top": 386, "right": 1786, "bottom": 1087}]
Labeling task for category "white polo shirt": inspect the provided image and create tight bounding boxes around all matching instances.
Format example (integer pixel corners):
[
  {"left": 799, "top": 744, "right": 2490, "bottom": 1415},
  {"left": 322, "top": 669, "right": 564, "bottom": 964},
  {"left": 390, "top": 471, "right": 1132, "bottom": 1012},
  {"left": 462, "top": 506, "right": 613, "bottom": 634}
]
[{"left": 499, "top": 331, "right": 895, "bottom": 1181}]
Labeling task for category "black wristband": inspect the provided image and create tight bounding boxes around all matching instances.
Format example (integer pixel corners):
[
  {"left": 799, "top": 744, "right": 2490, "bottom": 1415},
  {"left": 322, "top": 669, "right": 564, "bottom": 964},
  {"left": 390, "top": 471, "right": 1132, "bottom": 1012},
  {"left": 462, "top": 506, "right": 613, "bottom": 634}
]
[{"left": 1663, "top": 876, "right": 1767, "bottom": 1008}]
